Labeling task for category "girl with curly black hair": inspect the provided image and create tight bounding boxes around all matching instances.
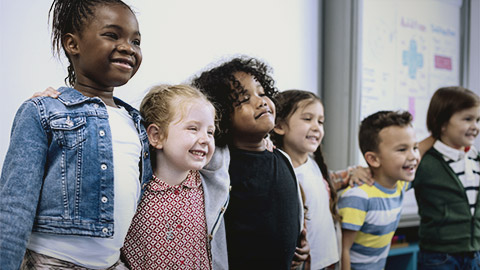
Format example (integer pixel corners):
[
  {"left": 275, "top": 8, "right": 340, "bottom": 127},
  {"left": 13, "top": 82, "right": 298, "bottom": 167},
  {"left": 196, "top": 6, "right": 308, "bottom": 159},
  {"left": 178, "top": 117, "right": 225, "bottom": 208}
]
[{"left": 192, "top": 56, "right": 307, "bottom": 270}]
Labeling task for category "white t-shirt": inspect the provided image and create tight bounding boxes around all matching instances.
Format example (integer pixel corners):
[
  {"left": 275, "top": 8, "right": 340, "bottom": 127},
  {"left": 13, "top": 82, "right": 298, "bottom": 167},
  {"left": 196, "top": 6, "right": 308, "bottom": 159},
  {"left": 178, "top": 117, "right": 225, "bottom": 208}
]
[
  {"left": 294, "top": 156, "right": 339, "bottom": 269},
  {"left": 28, "top": 105, "right": 141, "bottom": 269}
]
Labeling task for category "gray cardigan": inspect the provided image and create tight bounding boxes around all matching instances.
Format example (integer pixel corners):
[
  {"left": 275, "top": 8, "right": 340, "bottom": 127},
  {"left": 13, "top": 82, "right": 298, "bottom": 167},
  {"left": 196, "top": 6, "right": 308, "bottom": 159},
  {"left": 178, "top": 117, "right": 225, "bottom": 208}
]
[{"left": 201, "top": 147, "right": 231, "bottom": 270}]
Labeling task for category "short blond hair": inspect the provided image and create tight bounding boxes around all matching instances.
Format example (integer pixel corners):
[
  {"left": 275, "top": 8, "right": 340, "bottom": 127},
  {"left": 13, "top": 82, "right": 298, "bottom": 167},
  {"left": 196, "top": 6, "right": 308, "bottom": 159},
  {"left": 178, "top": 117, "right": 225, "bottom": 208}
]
[{"left": 140, "top": 84, "right": 216, "bottom": 139}]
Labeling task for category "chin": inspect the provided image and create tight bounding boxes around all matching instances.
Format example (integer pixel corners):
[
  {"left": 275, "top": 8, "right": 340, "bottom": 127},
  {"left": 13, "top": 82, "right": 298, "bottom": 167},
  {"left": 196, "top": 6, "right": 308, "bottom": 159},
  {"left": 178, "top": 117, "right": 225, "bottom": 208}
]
[{"left": 401, "top": 174, "right": 416, "bottom": 182}]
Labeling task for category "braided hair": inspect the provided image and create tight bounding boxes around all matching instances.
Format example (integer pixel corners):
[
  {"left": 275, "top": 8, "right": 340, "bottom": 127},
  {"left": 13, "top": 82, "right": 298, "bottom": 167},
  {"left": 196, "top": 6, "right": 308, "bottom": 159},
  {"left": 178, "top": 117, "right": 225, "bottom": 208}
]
[{"left": 49, "top": 0, "right": 132, "bottom": 86}]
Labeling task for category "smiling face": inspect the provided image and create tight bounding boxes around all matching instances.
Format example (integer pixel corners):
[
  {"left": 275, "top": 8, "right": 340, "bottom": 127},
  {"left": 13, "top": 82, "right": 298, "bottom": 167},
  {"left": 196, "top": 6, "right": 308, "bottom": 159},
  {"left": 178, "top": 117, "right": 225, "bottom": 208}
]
[
  {"left": 440, "top": 106, "right": 480, "bottom": 149},
  {"left": 158, "top": 99, "right": 216, "bottom": 175},
  {"left": 68, "top": 4, "right": 142, "bottom": 93},
  {"left": 230, "top": 71, "right": 276, "bottom": 149},
  {"left": 275, "top": 99, "right": 324, "bottom": 167},
  {"left": 372, "top": 125, "right": 420, "bottom": 185}
]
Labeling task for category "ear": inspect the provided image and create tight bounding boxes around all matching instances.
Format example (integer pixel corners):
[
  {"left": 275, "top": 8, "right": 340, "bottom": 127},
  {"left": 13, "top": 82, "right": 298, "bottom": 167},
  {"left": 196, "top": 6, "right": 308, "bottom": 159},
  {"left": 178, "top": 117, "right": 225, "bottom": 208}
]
[
  {"left": 147, "top": 124, "right": 165, "bottom": 150},
  {"left": 364, "top": 151, "right": 381, "bottom": 168},
  {"left": 62, "top": 33, "right": 80, "bottom": 57},
  {"left": 273, "top": 121, "right": 287, "bottom": 136}
]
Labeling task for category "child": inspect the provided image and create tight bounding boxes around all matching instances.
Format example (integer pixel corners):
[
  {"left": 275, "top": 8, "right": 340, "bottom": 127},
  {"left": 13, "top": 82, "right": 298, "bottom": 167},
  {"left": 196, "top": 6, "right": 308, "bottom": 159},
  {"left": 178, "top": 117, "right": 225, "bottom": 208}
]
[
  {"left": 339, "top": 110, "right": 420, "bottom": 270},
  {"left": 121, "top": 84, "right": 230, "bottom": 270},
  {"left": 414, "top": 86, "right": 480, "bottom": 270},
  {"left": 272, "top": 89, "right": 344, "bottom": 270},
  {"left": 192, "top": 56, "right": 306, "bottom": 270},
  {"left": 0, "top": 1, "right": 151, "bottom": 269}
]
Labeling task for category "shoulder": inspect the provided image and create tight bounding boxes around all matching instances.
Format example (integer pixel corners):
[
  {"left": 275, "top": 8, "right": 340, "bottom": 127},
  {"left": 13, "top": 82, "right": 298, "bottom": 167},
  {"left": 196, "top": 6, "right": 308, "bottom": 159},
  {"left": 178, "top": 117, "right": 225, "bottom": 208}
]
[
  {"left": 338, "top": 186, "right": 369, "bottom": 210},
  {"left": 339, "top": 184, "right": 371, "bottom": 199},
  {"left": 416, "top": 148, "right": 447, "bottom": 177}
]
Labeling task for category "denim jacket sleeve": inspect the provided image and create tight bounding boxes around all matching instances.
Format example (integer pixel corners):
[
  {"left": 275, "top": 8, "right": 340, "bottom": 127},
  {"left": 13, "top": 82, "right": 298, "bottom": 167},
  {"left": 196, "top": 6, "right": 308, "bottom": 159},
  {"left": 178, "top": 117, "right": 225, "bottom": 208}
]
[{"left": 0, "top": 99, "right": 49, "bottom": 270}]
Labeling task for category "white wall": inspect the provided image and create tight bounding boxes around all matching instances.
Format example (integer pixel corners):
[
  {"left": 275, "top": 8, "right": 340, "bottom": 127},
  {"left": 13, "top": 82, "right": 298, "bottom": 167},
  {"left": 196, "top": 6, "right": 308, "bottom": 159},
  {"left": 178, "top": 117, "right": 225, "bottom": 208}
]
[{"left": 0, "top": 0, "right": 319, "bottom": 166}]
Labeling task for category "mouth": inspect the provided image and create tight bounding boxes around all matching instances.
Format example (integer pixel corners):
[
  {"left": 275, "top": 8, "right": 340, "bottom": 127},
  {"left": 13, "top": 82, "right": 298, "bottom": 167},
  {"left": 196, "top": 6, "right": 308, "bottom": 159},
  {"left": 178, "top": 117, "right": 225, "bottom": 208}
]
[
  {"left": 255, "top": 109, "right": 272, "bottom": 119},
  {"left": 190, "top": 150, "right": 207, "bottom": 158},
  {"left": 466, "top": 131, "right": 478, "bottom": 139},
  {"left": 306, "top": 135, "right": 320, "bottom": 143},
  {"left": 111, "top": 58, "right": 135, "bottom": 70},
  {"left": 402, "top": 163, "right": 417, "bottom": 173}
]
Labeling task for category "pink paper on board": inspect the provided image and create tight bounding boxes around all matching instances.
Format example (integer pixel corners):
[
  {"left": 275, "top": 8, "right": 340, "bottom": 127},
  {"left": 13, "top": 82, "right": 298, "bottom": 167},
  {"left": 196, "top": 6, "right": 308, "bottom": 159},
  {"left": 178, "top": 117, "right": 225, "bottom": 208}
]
[
  {"left": 409, "top": 97, "right": 415, "bottom": 120},
  {"left": 434, "top": 55, "right": 452, "bottom": 70}
]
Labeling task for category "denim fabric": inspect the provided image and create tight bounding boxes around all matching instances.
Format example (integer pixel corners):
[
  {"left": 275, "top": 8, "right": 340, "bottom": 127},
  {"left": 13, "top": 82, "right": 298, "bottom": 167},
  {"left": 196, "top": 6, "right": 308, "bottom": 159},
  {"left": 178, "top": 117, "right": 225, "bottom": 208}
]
[
  {"left": 418, "top": 250, "right": 480, "bottom": 270},
  {"left": 0, "top": 87, "right": 152, "bottom": 270}
]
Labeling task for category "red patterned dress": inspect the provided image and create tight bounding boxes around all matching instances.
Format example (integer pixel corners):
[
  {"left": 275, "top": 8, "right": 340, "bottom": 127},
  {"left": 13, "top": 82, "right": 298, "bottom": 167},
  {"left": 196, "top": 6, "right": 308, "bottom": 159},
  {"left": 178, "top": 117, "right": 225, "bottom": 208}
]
[{"left": 122, "top": 171, "right": 211, "bottom": 269}]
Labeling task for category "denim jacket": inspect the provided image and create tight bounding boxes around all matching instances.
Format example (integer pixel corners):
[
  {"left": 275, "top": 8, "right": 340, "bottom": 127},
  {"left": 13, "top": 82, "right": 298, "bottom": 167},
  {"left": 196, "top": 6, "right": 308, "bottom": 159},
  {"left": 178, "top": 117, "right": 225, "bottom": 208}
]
[{"left": 0, "top": 87, "right": 152, "bottom": 270}]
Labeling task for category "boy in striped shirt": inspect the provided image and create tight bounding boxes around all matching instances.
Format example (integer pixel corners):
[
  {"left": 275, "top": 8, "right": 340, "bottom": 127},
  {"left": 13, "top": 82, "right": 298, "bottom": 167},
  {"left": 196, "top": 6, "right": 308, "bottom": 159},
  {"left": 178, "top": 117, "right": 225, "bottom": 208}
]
[{"left": 339, "top": 111, "right": 421, "bottom": 270}]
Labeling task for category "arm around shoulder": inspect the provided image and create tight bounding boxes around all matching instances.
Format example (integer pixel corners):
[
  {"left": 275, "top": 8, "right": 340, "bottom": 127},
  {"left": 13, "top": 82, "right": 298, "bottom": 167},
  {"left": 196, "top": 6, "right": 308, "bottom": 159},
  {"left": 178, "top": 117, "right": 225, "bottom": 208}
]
[{"left": 418, "top": 135, "right": 435, "bottom": 158}]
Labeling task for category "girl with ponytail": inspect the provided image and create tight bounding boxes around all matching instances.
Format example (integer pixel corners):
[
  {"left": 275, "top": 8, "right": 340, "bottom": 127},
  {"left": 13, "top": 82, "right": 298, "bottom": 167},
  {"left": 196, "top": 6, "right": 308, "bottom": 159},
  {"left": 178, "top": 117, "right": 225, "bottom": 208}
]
[
  {"left": 272, "top": 90, "right": 367, "bottom": 270},
  {"left": 0, "top": 0, "right": 149, "bottom": 269}
]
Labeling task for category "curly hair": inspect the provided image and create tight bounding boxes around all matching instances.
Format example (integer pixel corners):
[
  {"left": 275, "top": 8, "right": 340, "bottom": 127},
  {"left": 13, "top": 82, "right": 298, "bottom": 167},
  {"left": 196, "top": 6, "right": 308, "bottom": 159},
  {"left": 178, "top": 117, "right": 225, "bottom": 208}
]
[
  {"left": 49, "top": 0, "right": 133, "bottom": 87},
  {"left": 191, "top": 56, "right": 278, "bottom": 147},
  {"left": 359, "top": 110, "right": 413, "bottom": 155}
]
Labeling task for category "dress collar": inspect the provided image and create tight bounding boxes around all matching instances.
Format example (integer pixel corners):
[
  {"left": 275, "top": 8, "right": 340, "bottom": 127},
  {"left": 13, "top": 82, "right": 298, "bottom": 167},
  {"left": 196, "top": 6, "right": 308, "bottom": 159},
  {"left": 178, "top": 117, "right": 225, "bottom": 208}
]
[{"left": 148, "top": 170, "right": 201, "bottom": 192}]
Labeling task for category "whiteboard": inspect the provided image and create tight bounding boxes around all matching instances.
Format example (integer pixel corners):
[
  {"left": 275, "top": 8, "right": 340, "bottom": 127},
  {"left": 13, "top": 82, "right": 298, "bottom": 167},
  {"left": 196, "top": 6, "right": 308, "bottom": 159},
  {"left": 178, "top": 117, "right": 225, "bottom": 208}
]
[{"left": 360, "top": 0, "right": 463, "bottom": 225}]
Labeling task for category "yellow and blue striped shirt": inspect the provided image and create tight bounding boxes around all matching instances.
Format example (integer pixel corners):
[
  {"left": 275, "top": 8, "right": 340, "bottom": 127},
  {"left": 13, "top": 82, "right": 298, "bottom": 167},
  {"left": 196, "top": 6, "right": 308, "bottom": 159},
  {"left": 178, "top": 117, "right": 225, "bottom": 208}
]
[{"left": 339, "top": 181, "right": 410, "bottom": 270}]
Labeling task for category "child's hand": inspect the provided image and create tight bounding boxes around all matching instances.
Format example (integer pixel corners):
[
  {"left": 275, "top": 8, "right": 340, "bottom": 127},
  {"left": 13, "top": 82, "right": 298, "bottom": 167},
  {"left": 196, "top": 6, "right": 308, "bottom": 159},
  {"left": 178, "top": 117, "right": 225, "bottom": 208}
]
[
  {"left": 263, "top": 135, "right": 276, "bottom": 152},
  {"left": 291, "top": 228, "right": 310, "bottom": 269},
  {"left": 30, "top": 87, "right": 60, "bottom": 99},
  {"left": 347, "top": 166, "right": 374, "bottom": 187}
]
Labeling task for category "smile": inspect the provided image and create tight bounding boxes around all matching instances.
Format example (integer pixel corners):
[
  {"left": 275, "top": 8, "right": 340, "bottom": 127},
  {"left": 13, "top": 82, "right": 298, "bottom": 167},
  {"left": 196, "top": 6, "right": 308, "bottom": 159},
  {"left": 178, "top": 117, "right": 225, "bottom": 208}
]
[
  {"left": 306, "top": 135, "right": 319, "bottom": 143},
  {"left": 402, "top": 164, "right": 417, "bottom": 171},
  {"left": 190, "top": 150, "right": 206, "bottom": 157},
  {"left": 255, "top": 109, "right": 272, "bottom": 119},
  {"left": 111, "top": 58, "right": 134, "bottom": 69}
]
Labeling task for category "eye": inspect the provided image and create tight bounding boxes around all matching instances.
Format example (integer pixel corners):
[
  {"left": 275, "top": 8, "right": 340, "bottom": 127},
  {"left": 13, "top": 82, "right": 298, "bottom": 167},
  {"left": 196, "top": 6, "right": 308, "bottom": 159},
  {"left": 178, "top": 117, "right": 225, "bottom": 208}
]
[
  {"left": 187, "top": 126, "right": 198, "bottom": 131},
  {"left": 318, "top": 120, "right": 324, "bottom": 125},
  {"left": 208, "top": 129, "right": 215, "bottom": 136},
  {"left": 132, "top": 39, "right": 141, "bottom": 46},
  {"left": 397, "top": 147, "right": 407, "bottom": 152},
  {"left": 239, "top": 95, "right": 251, "bottom": 104},
  {"left": 103, "top": 32, "right": 118, "bottom": 39}
]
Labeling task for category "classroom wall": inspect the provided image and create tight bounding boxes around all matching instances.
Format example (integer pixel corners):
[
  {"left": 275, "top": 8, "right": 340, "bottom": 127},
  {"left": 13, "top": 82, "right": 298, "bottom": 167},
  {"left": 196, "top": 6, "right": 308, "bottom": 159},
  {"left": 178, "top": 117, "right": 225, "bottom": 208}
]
[
  {"left": 0, "top": 0, "right": 320, "bottom": 167},
  {"left": 323, "top": 0, "right": 480, "bottom": 171}
]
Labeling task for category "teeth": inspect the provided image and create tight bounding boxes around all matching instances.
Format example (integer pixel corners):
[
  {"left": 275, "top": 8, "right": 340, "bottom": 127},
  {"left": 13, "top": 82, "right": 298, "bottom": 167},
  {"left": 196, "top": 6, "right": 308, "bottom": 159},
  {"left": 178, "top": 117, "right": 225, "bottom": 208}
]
[{"left": 191, "top": 150, "right": 205, "bottom": 156}]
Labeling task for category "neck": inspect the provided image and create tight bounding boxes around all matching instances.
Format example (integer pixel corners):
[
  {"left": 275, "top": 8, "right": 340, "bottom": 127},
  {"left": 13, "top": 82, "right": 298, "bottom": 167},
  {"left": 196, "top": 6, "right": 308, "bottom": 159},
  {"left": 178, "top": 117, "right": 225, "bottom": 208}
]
[
  {"left": 231, "top": 135, "right": 266, "bottom": 152},
  {"left": 371, "top": 169, "right": 398, "bottom": 189},
  {"left": 74, "top": 82, "right": 116, "bottom": 107},
  {"left": 282, "top": 145, "right": 308, "bottom": 168},
  {"left": 154, "top": 152, "right": 190, "bottom": 186}
]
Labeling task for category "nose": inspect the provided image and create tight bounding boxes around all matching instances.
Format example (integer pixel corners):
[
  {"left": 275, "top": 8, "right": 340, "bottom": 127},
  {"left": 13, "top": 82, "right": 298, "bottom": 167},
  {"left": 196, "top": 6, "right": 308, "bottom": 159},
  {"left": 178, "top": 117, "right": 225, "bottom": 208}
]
[
  {"left": 117, "top": 42, "right": 135, "bottom": 55},
  {"left": 255, "top": 95, "right": 268, "bottom": 108},
  {"left": 198, "top": 130, "right": 210, "bottom": 144},
  {"left": 408, "top": 147, "right": 420, "bottom": 160},
  {"left": 473, "top": 120, "right": 480, "bottom": 130},
  {"left": 311, "top": 121, "right": 321, "bottom": 131}
]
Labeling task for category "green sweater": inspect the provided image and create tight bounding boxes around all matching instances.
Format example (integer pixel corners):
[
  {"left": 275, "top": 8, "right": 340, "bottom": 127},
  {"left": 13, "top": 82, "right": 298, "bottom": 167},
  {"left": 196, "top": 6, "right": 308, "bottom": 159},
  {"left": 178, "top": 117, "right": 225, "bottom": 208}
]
[{"left": 413, "top": 147, "right": 480, "bottom": 252}]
